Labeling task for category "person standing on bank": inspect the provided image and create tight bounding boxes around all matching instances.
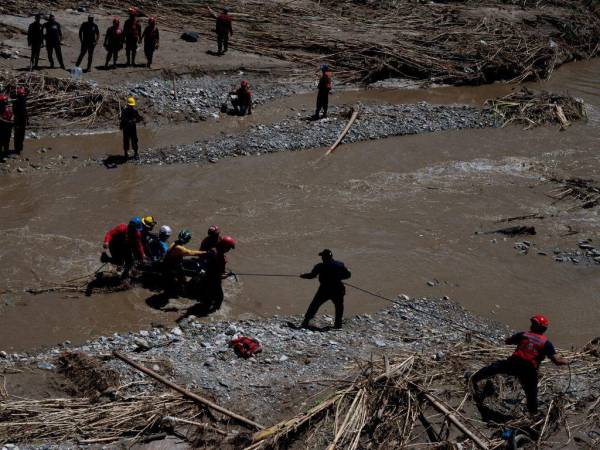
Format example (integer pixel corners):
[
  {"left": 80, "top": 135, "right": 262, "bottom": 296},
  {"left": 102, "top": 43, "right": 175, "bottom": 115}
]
[
  {"left": 76, "top": 15, "right": 100, "bottom": 72},
  {"left": 42, "top": 14, "right": 65, "bottom": 70},
  {"left": 104, "top": 18, "right": 124, "bottom": 69},
  {"left": 27, "top": 14, "right": 44, "bottom": 70},
  {"left": 300, "top": 249, "right": 351, "bottom": 329},
  {"left": 12, "top": 88, "right": 28, "bottom": 154},
  {"left": 141, "top": 17, "right": 159, "bottom": 68},
  {"left": 215, "top": 8, "right": 233, "bottom": 55},
  {"left": 120, "top": 96, "right": 143, "bottom": 160},
  {"left": 124, "top": 7, "right": 142, "bottom": 66}
]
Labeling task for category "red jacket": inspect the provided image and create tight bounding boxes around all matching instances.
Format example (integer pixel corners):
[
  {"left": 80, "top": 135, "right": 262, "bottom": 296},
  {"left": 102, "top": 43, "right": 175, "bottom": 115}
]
[{"left": 104, "top": 224, "right": 145, "bottom": 259}]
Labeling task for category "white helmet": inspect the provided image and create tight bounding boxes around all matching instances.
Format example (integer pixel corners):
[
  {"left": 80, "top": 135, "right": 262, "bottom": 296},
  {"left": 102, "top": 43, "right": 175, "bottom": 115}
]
[{"left": 159, "top": 225, "right": 172, "bottom": 237}]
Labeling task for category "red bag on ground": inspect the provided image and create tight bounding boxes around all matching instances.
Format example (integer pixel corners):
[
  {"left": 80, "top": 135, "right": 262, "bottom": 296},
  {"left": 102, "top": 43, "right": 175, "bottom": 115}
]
[{"left": 228, "top": 336, "right": 262, "bottom": 359}]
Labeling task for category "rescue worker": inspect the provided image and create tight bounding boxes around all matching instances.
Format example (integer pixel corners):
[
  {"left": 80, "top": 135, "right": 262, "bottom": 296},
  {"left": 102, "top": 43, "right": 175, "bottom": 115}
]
[
  {"left": 215, "top": 8, "right": 233, "bottom": 55},
  {"left": 27, "top": 14, "right": 44, "bottom": 70},
  {"left": 76, "top": 15, "right": 100, "bottom": 72},
  {"left": 42, "top": 14, "right": 65, "bottom": 70},
  {"left": 162, "top": 229, "right": 205, "bottom": 294},
  {"left": 141, "top": 17, "right": 159, "bottom": 68},
  {"left": 147, "top": 225, "right": 172, "bottom": 262},
  {"left": 104, "top": 18, "right": 124, "bottom": 69},
  {"left": 300, "top": 249, "right": 351, "bottom": 329},
  {"left": 230, "top": 80, "right": 252, "bottom": 116},
  {"left": 12, "top": 88, "right": 28, "bottom": 154},
  {"left": 313, "top": 64, "right": 333, "bottom": 120},
  {"left": 471, "top": 315, "right": 568, "bottom": 415},
  {"left": 101, "top": 217, "right": 146, "bottom": 278},
  {"left": 124, "top": 7, "right": 142, "bottom": 67},
  {"left": 203, "top": 236, "right": 236, "bottom": 312},
  {"left": 0, "top": 95, "right": 13, "bottom": 154},
  {"left": 200, "top": 225, "right": 221, "bottom": 251},
  {"left": 140, "top": 215, "right": 157, "bottom": 255},
  {"left": 120, "top": 96, "right": 143, "bottom": 159}
]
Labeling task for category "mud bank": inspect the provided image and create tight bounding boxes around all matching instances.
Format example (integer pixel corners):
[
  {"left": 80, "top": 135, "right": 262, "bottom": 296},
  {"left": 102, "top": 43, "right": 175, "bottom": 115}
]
[{"left": 1, "top": 296, "right": 598, "bottom": 448}]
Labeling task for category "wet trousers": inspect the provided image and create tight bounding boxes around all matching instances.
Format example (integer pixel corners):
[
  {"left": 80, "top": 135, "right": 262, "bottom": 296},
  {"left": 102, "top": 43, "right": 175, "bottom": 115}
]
[
  {"left": 125, "top": 40, "right": 138, "bottom": 65},
  {"left": 302, "top": 286, "right": 344, "bottom": 328},
  {"left": 122, "top": 125, "right": 138, "bottom": 157},
  {"left": 472, "top": 356, "right": 539, "bottom": 413},
  {"left": 315, "top": 91, "right": 329, "bottom": 117},
  {"left": 0, "top": 124, "right": 12, "bottom": 152}
]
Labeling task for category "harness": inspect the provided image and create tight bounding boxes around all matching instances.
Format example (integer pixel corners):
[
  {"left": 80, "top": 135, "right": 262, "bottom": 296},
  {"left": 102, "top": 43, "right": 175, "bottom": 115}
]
[{"left": 513, "top": 332, "right": 547, "bottom": 368}]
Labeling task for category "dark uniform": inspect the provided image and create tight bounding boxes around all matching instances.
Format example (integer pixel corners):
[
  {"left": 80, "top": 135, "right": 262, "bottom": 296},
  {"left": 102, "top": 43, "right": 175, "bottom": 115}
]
[
  {"left": 42, "top": 17, "right": 65, "bottom": 69},
  {"left": 124, "top": 16, "right": 142, "bottom": 66},
  {"left": 12, "top": 94, "right": 27, "bottom": 154},
  {"left": 315, "top": 70, "right": 332, "bottom": 119},
  {"left": 0, "top": 101, "right": 13, "bottom": 154},
  {"left": 142, "top": 23, "right": 159, "bottom": 68},
  {"left": 28, "top": 16, "right": 44, "bottom": 70},
  {"left": 120, "top": 105, "right": 143, "bottom": 158},
  {"left": 215, "top": 12, "right": 233, "bottom": 55},
  {"left": 472, "top": 331, "right": 557, "bottom": 413},
  {"left": 202, "top": 248, "right": 228, "bottom": 312},
  {"left": 301, "top": 250, "right": 351, "bottom": 329},
  {"left": 104, "top": 24, "right": 124, "bottom": 68},
  {"left": 76, "top": 18, "right": 100, "bottom": 72}
]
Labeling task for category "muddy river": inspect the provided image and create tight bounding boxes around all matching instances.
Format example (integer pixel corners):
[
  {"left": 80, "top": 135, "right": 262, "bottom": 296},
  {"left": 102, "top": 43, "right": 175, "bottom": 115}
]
[{"left": 1, "top": 59, "right": 599, "bottom": 351}]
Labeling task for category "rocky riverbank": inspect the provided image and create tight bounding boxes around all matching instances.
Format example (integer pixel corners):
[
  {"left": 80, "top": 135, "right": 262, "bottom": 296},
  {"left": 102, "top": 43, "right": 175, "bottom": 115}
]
[{"left": 138, "top": 103, "right": 499, "bottom": 165}]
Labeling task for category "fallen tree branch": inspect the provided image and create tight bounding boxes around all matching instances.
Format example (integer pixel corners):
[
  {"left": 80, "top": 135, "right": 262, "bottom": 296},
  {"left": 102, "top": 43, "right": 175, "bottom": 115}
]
[{"left": 113, "top": 351, "right": 264, "bottom": 431}]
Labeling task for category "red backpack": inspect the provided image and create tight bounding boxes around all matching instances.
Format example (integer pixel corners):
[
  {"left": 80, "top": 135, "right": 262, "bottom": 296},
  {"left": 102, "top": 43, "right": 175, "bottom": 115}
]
[{"left": 513, "top": 332, "right": 547, "bottom": 368}]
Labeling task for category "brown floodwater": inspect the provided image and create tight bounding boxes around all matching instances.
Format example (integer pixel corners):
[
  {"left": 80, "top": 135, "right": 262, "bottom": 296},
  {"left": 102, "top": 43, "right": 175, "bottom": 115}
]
[{"left": 0, "top": 59, "right": 599, "bottom": 352}]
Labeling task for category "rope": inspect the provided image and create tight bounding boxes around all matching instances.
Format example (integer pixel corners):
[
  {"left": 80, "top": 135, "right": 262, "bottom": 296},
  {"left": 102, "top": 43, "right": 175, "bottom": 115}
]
[{"left": 232, "top": 271, "right": 497, "bottom": 340}]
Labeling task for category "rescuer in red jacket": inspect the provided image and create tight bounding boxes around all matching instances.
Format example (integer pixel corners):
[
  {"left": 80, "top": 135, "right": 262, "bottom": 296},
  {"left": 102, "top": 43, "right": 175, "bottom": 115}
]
[
  {"left": 471, "top": 315, "right": 568, "bottom": 415},
  {"left": 101, "top": 217, "right": 146, "bottom": 278}
]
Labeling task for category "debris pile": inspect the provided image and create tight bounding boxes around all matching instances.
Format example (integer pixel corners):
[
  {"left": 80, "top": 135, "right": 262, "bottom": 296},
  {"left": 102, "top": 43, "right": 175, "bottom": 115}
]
[
  {"left": 250, "top": 340, "right": 600, "bottom": 449},
  {"left": 95, "top": 0, "right": 599, "bottom": 84},
  {"left": 0, "top": 71, "right": 121, "bottom": 128},
  {"left": 548, "top": 177, "right": 600, "bottom": 209},
  {"left": 486, "top": 88, "right": 587, "bottom": 129}
]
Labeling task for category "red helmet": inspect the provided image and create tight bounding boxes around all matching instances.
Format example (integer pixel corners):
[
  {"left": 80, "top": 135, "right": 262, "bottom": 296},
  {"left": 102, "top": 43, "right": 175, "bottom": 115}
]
[
  {"left": 113, "top": 17, "right": 120, "bottom": 24},
  {"left": 208, "top": 225, "right": 220, "bottom": 236},
  {"left": 219, "top": 235, "right": 236, "bottom": 250},
  {"left": 241, "top": 80, "right": 249, "bottom": 87},
  {"left": 128, "top": 7, "right": 138, "bottom": 15},
  {"left": 531, "top": 315, "right": 549, "bottom": 328},
  {"left": 0, "top": 95, "right": 7, "bottom": 102},
  {"left": 149, "top": 16, "right": 157, "bottom": 24},
  {"left": 16, "top": 87, "right": 26, "bottom": 96}
]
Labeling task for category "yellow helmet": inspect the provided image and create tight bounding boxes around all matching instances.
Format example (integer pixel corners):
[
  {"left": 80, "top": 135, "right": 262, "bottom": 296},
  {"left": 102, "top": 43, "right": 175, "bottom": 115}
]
[
  {"left": 127, "top": 96, "right": 136, "bottom": 106},
  {"left": 142, "top": 215, "right": 157, "bottom": 229}
]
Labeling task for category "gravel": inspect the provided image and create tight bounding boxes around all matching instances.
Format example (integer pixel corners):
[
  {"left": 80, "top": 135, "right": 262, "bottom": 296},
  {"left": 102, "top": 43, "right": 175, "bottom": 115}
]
[
  {"left": 128, "top": 75, "right": 314, "bottom": 122},
  {"left": 138, "top": 102, "right": 499, "bottom": 165},
  {"left": 0, "top": 296, "right": 510, "bottom": 419}
]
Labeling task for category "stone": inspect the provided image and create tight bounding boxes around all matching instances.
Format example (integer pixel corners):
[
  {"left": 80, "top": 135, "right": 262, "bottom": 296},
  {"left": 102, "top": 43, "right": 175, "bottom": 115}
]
[
  {"left": 37, "top": 361, "right": 55, "bottom": 371},
  {"left": 171, "top": 327, "right": 183, "bottom": 336},
  {"left": 0, "top": 351, "right": 7, "bottom": 358},
  {"left": 134, "top": 337, "right": 151, "bottom": 351}
]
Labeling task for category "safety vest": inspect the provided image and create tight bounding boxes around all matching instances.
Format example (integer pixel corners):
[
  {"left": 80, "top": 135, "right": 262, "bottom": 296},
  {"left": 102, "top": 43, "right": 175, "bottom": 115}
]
[{"left": 513, "top": 332, "right": 547, "bottom": 368}]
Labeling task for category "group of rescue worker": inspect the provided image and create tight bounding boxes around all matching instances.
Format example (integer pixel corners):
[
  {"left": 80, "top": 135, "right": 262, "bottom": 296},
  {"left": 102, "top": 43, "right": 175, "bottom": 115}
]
[
  {"left": 99, "top": 219, "right": 568, "bottom": 418},
  {"left": 102, "top": 217, "right": 236, "bottom": 312},
  {"left": 0, "top": 88, "right": 28, "bottom": 156},
  {"left": 27, "top": 8, "right": 160, "bottom": 72}
]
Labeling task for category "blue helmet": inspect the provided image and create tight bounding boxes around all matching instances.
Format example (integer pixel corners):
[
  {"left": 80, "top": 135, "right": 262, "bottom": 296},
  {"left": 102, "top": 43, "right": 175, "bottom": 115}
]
[
  {"left": 128, "top": 216, "right": 143, "bottom": 231},
  {"left": 320, "top": 64, "right": 329, "bottom": 72}
]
